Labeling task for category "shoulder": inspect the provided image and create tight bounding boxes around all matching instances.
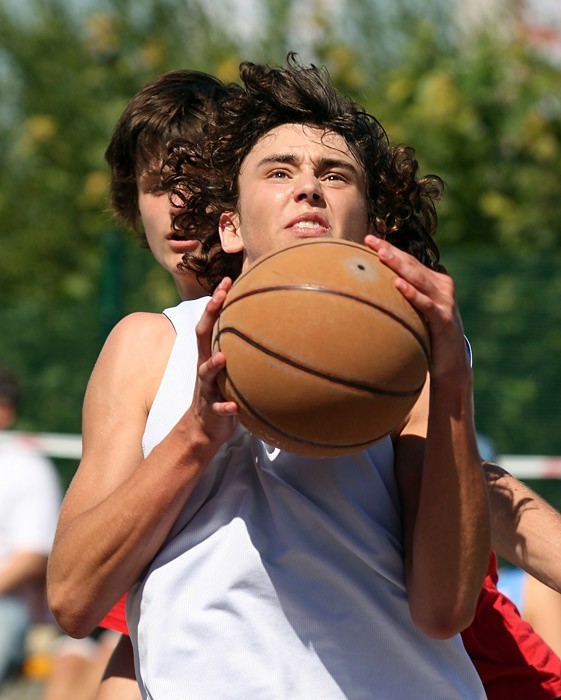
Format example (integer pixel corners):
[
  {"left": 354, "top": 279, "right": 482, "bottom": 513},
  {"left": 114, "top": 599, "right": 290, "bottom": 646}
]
[
  {"left": 85, "top": 311, "right": 176, "bottom": 417},
  {"left": 96, "top": 312, "right": 175, "bottom": 370},
  {"left": 105, "top": 311, "right": 175, "bottom": 348}
]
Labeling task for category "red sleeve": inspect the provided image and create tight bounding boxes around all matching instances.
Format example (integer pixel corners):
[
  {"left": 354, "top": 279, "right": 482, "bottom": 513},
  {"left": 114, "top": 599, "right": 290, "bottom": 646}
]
[
  {"left": 461, "top": 552, "right": 561, "bottom": 700},
  {"left": 99, "top": 594, "right": 129, "bottom": 636}
]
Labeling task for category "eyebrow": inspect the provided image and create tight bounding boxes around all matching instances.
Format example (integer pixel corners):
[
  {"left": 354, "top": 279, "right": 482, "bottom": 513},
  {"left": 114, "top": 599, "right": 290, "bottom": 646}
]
[{"left": 256, "top": 153, "right": 361, "bottom": 176}]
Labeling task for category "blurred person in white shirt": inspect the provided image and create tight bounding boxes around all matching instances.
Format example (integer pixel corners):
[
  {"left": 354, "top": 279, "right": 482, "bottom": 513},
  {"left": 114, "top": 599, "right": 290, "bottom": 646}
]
[{"left": 0, "top": 365, "right": 61, "bottom": 684}]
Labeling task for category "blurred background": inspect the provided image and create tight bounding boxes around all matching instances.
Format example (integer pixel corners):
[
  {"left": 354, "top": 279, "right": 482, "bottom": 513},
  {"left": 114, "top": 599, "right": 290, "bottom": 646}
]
[{"left": 1, "top": 0, "right": 560, "bottom": 511}]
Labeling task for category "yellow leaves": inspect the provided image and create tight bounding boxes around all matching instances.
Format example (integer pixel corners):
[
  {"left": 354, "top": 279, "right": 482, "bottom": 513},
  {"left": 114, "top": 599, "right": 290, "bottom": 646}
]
[
  {"left": 84, "top": 13, "right": 165, "bottom": 71},
  {"left": 84, "top": 13, "right": 119, "bottom": 57},
  {"left": 480, "top": 191, "right": 515, "bottom": 221},
  {"left": 15, "top": 115, "right": 57, "bottom": 156},
  {"left": 416, "top": 72, "right": 464, "bottom": 123},
  {"left": 386, "top": 75, "right": 415, "bottom": 104},
  {"left": 24, "top": 115, "right": 57, "bottom": 141},
  {"left": 79, "top": 170, "right": 109, "bottom": 208},
  {"left": 520, "top": 112, "right": 559, "bottom": 161},
  {"left": 216, "top": 56, "right": 242, "bottom": 83},
  {"left": 139, "top": 39, "right": 166, "bottom": 72},
  {"left": 479, "top": 191, "right": 524, "bottom": 247},
  {"left": 326, "top": 46, "right": 366, "bottom": 92},
  {"left": 383, "top": 69, "right": 479, "bottom": 140}
]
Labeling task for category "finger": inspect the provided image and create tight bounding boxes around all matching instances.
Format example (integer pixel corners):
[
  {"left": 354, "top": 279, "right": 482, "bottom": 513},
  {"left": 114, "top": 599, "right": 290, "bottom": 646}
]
[
  {"left": 212, "top": 400, "right": 238, "bottom": 415},
  {"left": 365, "top": 235, "right": 423, "bottom": 282},
  {"left": 365, "top": 235, "right": 461, "bottom": 334},
  {"left": 199, "top": 354, "right": 239, "bottom": 417},
  {"left": 196, "top": 278, "right": 232, "bottom": 362},
  {"left": 198, "top": 351, "right": 227, "bottom": 384},
  {"left": 366, "top": 234, "right": 450, "bottom": 305}
]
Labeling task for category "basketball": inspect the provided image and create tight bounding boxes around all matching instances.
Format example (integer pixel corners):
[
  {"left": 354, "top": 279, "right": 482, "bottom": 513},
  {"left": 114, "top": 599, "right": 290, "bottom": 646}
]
[{"left": 212, "top": 238, "right": 430, "bottom": 457}]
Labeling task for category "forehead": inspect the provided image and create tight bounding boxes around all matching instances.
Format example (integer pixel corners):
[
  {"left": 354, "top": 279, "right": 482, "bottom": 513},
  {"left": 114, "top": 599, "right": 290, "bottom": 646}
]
[{"left": 242, "top": 123, "right": 359, "bottom": 169}]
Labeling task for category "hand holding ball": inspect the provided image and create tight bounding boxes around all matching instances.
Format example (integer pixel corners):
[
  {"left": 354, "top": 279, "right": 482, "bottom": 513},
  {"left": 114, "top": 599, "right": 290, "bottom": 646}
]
[{"left": 212, "top": 239, "right": 430, "bottom": 457}]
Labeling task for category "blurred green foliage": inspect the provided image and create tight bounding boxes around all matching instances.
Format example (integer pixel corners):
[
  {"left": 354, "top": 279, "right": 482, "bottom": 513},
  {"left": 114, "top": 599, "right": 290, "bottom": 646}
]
[
  {"left": 446, "top": 250, "right": 561, "bottom": 457},
  {"left": 1, "top": 0, "right": 561, "bottom": 482}
]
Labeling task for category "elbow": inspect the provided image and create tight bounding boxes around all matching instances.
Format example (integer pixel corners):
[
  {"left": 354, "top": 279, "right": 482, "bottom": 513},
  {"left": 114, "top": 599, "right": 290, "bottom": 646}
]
[
  {"left": 410, "top": 600, "right": 477, "bottom": 641},
  {"left": 49, "top": 600, "right": 99, "bottom": 639},
  {"left": 52, "top": 615, "right": 95, "bottom": 640},
  {"left": 47, "top": 577, "right": 99, "bottom": 639}
]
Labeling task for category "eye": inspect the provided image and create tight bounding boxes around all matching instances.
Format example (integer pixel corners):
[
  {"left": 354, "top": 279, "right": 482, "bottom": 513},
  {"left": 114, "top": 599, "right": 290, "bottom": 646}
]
[
  {"left": 268, "top": 169, "right": 289, "bottom": 179},
  {"left": 323, "top": 172, "right": 348, "bottom": 183}
]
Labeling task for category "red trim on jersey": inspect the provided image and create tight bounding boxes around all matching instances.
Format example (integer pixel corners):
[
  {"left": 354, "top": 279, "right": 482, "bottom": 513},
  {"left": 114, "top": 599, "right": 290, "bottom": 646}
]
[
  {"left": 462, "top": 552, "right": 561, "bottom": 699},
  {"left": 99, "top": 594, "right": 129, "bottom": 636}
]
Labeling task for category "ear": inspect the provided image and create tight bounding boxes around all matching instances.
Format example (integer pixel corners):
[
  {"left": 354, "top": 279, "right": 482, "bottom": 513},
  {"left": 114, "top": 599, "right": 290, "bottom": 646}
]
[{"left": 219, "top": 211, "right": 244, "bottom": 253}]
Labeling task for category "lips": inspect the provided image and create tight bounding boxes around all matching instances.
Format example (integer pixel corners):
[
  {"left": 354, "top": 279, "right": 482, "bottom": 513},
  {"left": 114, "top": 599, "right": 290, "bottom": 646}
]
[
  {"left": 167, "top": 235, "right": 199, "bottom": 253},
  {"left": 286, "top": 214, "right": 330, "bottom": 237}
]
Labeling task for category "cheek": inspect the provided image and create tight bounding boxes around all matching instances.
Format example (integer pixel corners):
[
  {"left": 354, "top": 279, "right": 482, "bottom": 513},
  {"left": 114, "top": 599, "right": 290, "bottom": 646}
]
[
  {"left": 237, "top": 192, "right": 268, "bottom": 237},
  {"left": 339, "top": 198, "right": 369, "bottom": 235}
]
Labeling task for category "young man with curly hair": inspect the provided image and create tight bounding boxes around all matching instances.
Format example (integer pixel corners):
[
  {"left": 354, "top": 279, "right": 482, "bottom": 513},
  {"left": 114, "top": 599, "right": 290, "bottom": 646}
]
[{"left": 49, "top": 57, "right": 561, "bottom": 699}]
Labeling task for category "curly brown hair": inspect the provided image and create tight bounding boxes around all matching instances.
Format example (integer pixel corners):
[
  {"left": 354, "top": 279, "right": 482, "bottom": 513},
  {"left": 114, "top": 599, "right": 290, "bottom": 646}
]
[
  {"left": 164, "top": 54, "right": 445, "bottom": 291},
  {"left": 105, "top": 70, "right": 233, "bottom": 240}
]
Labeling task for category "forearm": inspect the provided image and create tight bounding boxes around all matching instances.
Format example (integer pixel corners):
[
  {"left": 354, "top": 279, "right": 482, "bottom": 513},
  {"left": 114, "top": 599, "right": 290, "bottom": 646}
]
[
  {"left": 485, "top": 462, "right": 561, "bottom": 592},
  {"left": 364, "top": 236, "right": 491, "bottom": 636},
  {"left": 47, "top": 417, "right": 219, "bottom": 637},
  {"left": 406, "top": 378, "right": 490, "bottom": 638},
  {"left": 0, "top": 551, "right": 47, "bottom": 595}
]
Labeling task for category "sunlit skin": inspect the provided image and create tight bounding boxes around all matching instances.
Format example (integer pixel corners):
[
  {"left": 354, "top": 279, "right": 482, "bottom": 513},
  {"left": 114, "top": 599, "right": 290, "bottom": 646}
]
[
  {"left": 219, "top": 124, "right": 377, "bottom": 268},
  {"left": 137, "top": 165, "right": 206, "bottom": 300}
]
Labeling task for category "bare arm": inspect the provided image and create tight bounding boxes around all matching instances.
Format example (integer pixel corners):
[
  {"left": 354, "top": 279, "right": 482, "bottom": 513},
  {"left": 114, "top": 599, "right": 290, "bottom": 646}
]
[
  {"left": 367, "top": 235, "right": 490, "bottom": 640},
  {"left": 48, "top": 282, "right": 237, "bottom": 637},
  {"left": 485, "top": 462, "right": 561, "bottom": 592},
  {"left": 522, "top": 574, "right": 561, "bottom": 656}
]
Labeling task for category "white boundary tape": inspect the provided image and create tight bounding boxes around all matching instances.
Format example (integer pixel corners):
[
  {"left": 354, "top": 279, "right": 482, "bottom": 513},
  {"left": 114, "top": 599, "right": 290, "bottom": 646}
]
[
  {"left": 0, "top": 431, "right": 82, "bottom": 459},
  {"left": 497, "top": 455, "right": 561, "bottom": 480},
  {"left": 1, "top": 431, "right": 561, "bottom": 479}
]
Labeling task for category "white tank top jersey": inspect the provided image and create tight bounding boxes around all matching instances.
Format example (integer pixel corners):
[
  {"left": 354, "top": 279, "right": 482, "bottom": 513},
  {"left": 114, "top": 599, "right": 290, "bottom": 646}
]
[{"left": 128, "top": 299, "right": 485, "bottom": 700}]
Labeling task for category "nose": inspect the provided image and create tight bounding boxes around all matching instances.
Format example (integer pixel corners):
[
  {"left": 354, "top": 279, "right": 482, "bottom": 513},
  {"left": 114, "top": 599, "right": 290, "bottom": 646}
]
[{"left": 294, "top": 172, "right": 323, "bottom": 203}]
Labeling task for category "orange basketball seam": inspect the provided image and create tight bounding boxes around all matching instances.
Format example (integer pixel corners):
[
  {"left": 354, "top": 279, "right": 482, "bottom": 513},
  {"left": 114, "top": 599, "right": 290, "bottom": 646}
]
[
  {"left": 215, "top": 327, "right": 425, "bottom": 397},
  {"left": 227, "top": 377, "right": 390, "bottom": 451},
  {"left": 222, "top": 285, "right": 430, "bottom": 361}
]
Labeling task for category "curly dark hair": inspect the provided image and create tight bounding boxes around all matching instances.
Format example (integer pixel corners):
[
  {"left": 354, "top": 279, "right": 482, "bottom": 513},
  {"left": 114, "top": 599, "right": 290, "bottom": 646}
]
[{"left": 164, "top": 54, "right": 445, "bottom": 291}]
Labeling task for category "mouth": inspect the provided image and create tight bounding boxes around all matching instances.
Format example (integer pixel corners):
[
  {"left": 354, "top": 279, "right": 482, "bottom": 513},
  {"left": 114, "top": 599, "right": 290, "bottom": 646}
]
[
  {"left": 286, "top": 215, "right": 330, "bottom": 238},
  {"left": 167, "top": 234, "right": 200, "bottom": 253}
]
